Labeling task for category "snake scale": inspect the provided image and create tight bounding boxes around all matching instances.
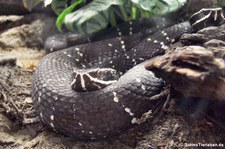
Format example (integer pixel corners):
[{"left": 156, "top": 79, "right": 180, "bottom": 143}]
[{"left": 32, "top": 8, "right": 225, "bottom": 139}]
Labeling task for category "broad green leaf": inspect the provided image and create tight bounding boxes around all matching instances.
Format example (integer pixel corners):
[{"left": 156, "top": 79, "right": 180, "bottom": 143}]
[
  {"left": 51, "top": 0, "right": 68, "bottom": 15},
  {"left": 131, "top": 0, "right": 186, "bottom": 15},
  {"left": 63, "top": 0, "right": 187, "bottom": 35},
  {"left": 56, "top": 0, "right": 84, "bottom": 32},
  {"left": 64, "top": 0, "right": 126, "bottom": 35}
]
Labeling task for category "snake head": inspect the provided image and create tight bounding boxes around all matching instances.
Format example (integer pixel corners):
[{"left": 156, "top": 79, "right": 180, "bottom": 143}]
[
  {"left": 71, "top": 68, "right": 119, "bottom": 92},
  {"left": 190, "top": 7, "right": 225, "bottom": 32}
]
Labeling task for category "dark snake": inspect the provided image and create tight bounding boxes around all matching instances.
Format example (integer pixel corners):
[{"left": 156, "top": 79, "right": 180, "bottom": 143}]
[{"left": 32, "top": 8, "right": 225, "bottom": 140}]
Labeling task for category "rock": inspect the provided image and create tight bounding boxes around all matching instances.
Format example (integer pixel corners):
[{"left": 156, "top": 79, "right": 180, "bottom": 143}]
[{"left": 0, "top": 13, "right": 58, "bottom": 50}]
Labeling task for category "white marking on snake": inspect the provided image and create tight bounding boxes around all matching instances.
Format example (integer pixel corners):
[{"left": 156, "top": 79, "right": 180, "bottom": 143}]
[
  {"left": 73, "top": 104, "right": 76, "bottom": 112},
  {"left": 129, "top": 21, "right": 132, "bottom": 25},
  {"left": 50, "top": 122, "right": 54, "bottom": 128},
  {"left": 141, "top": 84, "right": 146, "bottom": 91},
  {"left": 161, "top": 45, "right": 169, "bottom": 50},
  {"left": 220, "top": 11, "right": 225, "bottom": 20},
  {"left": 78, "top": 53, "right": 83, "bottom": 57},
  {"left": 122, "top": 45, "right": 125, "bottom": 49},
  {"left": 38, "top": 96, "right": 41, "bottom": 102},
  {"left": 153, "top": 40, "right": 158, "bottom": 43},
  {"left": 166, "top": 37, "right": 170, "bottom": 41},
  {"left": 89, "top": 131, "right": 93, "bottom": 134},
  {"left": 171, "top": 39, "right": 175, "bottom": 42},
  {"left": 63, "top": 63, "right": 69, "bottom": 67},
  {"left": 85, "top": 73, "right": 117, "bottom": 87},
  {"left": 78, "top": 122, "right": 83, "bottom": 126},
  {"left": 81, "top": 64, "right": 86, "bottom": 68},
  {"left": 75, "top": 59, "right": 79, "bottom": 62},
  {"left": 131, "top": 110, "right": 152, "bottom": 124},
  {"left": 162, "top": 31, "right": 168, "bottom": 36},
  {"left": 124, "top": 107, "right": 134, "bottom": 116},
  {"left": 50, "top": 115, "right": 54, "bottom": 121},
  {"left": 80, "top": 74, "right": 87, "bottom": 91},
  {"left": 147, "top": 38, "right": 152, "bottom": 41},
  {"left": 82, "top": 130, "right": 84, "bottom": 133},
  {"left": 126, "top": 56, "right": 130, "bottom": 59},
  {"left": 118, "top": 32, "right": 122, "bottom": 36},
  {"left": 67, "top": 54, "right": 72, "bottom": 57},
  {"left": 63, "top": 51, "right": 67, "bottom": 54},
  {"left": 38, "top": 91, "right": 42, "bottom": 97},
  {"left": 108, "top": 43, "right": 113, "bottom": 47},
  {"left": 53, "top": 95, "right": 58, "bottom": 100},
  {"left": 113, "top": 92, "right": 119, "bottom": 102},
  {"left": 192, "top": 10, "right": 213, "bottom": 27},
  {"left": 120, "top": 40, "right": 125, "bottom": 44},
  {"left": 52, "top": 59, "right": 57, "bottom": 62},
  {"left": 109, "top": 61, "right": 113, "bottom": 64},
  {"left": 136, "top": 78, "right": 141, "bottom": 83},
  {"left": 214, "top": 10, "right": 218, "bottom": 20},
  {"left": 132, "top": 59, "right": 137, "bottom": 65},
  {"left": 75, "top": 47, "right": 80, "bottom": 51},
  {"left": 40, "top": 112, "right": 43, "bottom": 118},
  {"left": 131, "top": 118, "right": 138, "bottom": 124}
]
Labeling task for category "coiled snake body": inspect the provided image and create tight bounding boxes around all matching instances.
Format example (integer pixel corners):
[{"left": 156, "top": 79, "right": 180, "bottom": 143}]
[{"left": 32, "top": 8, "right": 224, "bottom": 139}]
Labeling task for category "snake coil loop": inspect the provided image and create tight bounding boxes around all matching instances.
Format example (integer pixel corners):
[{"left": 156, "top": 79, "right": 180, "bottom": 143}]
[{"left": 32, "top": 8, "right": 224, "bottom": 139}]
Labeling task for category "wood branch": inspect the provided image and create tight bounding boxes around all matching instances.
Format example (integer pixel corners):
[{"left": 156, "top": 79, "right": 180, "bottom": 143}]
[{"left": 145, "top": 46, "right": 225, "bottom": 101}]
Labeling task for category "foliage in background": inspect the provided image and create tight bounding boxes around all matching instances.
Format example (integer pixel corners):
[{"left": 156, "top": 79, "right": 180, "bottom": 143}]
[
  {"left": 23, "top": 0, "right": 187, "bottom": 35},
  {"left": 218, "top": 0, "right": 225, "bottom": 6}
]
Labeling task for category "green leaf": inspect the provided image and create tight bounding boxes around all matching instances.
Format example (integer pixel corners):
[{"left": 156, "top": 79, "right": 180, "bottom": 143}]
[
  {"left": 131, "top": 0, "right": 186, "bottom": 16},
  {"left": 56, "top": 0, "right": 84, "bottom": 32},
  {"left": 62, "top": 0, "right": 187, "bottom": 36},
  {"left": 51, "top": 0, "right": 68, "bottom": 15},
  {"left": 64, "top": 0, "right": 127, "bottom": 35}
]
